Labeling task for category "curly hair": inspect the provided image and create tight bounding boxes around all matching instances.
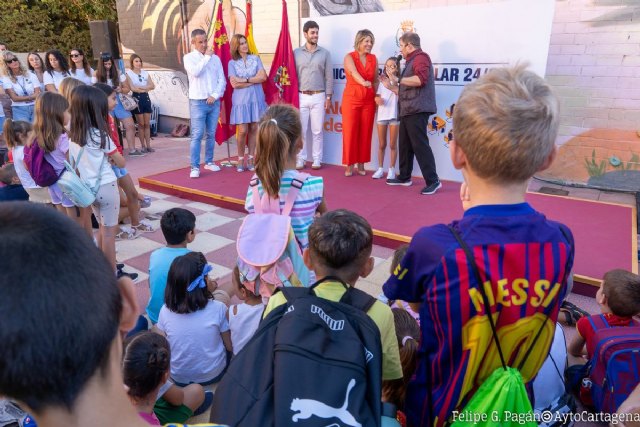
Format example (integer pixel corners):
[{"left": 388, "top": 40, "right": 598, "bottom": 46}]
[{"left": 0, "top": 51, "right": 29, "bottom": 82}]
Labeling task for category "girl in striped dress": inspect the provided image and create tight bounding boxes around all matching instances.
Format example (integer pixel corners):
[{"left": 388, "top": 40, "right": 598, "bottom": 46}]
[{"left": 244, "top": 104, "right": 326, "bottom": 250}]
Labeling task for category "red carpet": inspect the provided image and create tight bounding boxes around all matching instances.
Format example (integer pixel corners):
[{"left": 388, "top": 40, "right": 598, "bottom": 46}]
[{"left": 140, "top": 163, "right": 637, "bottom": 294}]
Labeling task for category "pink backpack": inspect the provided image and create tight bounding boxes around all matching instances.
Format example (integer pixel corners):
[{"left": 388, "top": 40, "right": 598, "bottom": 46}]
[{"left": 237, "top": 173, "right": 311, "bottom": 300}]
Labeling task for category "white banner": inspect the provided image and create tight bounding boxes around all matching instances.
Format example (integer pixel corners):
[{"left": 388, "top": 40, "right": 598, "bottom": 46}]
[{"left": 302, "top": 0, "right": 555, "bottom": 181}]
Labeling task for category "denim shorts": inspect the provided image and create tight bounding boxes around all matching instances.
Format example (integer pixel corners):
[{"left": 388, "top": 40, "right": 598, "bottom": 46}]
[
  {"left": 377, "top": 119, "right": 399, "bottom": 126},
  {"left": 112, "top": 165, "right": 128, "bottom": 179}
]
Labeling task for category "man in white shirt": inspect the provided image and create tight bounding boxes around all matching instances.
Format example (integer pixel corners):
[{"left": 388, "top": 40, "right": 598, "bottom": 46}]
[
  {"left": 293, "top": 21, "right": 333, "bottom": 170},
  {"left": 183, "top": 29, "right": 226, "bottom": 178}
]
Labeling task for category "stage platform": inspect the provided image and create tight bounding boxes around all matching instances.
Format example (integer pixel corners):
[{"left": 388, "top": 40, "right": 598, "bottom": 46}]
[{"left": 140, "top": 162, "right": 637, "bottom": 295}]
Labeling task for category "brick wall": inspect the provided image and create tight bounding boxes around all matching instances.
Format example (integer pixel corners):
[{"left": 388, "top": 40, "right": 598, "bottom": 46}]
[{"left": 546, "top": 0, "right": 640, "bottom": 144}]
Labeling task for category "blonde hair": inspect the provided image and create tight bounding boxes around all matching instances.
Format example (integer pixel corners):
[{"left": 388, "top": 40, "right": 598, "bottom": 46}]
[
  {"left": 230, "top": 34, "right": 247, "bottom": 61},
  {"left": 453, "top": 64, "right": 559, "bottom": 183},
  {"left": 254, "top": 105, "right": 301, "bottom": 198},
  {"left": 0, "top": 51, "right": 28, "bottom": 82},
  {"left": 59, "top": 77, "right": 84, "bottom": 105},
  {"left": 353, "top": 29, "right": 375, "bottom": 50}
]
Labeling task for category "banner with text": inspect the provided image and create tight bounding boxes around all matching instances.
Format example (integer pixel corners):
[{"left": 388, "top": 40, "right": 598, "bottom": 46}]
[{"left": 303, "top": 0, "right": 554, "bottom": 182}]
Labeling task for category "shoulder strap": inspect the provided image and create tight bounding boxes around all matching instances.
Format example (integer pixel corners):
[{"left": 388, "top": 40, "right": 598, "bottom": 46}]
[
  {"left": 588, "top": 314, "right": 610, "bottom": 331},
  {"left": 448, "top": 226, "right": 552, "bottom": 371},
  {"left": 280, "top": 285, "right": 315, "bottom": 302},
  {"left": 340, "top": 287, "right": 377, "bottom": 313},
  {"left": 249, "top": 175, "right": 263, "bottom": 214},
  {"left": 448, "top": 226, "right": 508, "bottom": 370},
  {"left": 282, "top": 172, "right": 309, "bottom": 216}
]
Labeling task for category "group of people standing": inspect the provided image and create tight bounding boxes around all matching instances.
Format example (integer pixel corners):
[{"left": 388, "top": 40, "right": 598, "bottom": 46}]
[
  {"left": 184, "top": 23, "right": 442, "bottom": 195},
  {"left": 0, "top": 44, "right": 155, "bottom": 156},
  {"left": 297, "top": 22, "right": 442, "bottom": 195},
  {"left": 184, "top": 29, "right": 268, "bottom": 179}
]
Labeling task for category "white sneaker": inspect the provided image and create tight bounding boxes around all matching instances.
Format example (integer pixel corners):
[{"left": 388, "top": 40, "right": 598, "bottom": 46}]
[
  {"left": 204, "top": 163, "right": 221, "bottom": 172},
  {"left": 387, "top": 169, "right": 396, "bottom": 180},
  {"left": 311, "top": 160, "right": 321, "bottom": 170},
  {"left": 296, "top": 159, "right": 305, "bottom": 170},
  {"left": 372, "top": 167, "right": 385, "bottom": 179},
  {"left": 190, "top": 168, "right": 200, "bottom": 178}
]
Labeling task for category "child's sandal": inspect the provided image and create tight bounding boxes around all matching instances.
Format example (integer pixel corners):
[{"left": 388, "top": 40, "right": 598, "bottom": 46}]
[{"left": 559, "top": 301, "right": 589, "bottom": 327}]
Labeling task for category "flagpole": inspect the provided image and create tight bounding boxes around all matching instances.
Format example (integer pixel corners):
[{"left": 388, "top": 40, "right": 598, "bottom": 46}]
[{"left": 220, "top": 139, "right": 236, "bottom": 167}]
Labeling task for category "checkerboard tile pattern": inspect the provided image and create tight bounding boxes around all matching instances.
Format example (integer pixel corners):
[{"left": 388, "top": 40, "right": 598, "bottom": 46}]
[{"left": 120, "top": 188, "right": 397, "bottom": 315}]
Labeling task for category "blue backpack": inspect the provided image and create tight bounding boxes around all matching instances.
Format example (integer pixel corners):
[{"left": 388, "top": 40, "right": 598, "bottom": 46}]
[{"left": 587, "top": 315, "right": 640, "bottom": 413}]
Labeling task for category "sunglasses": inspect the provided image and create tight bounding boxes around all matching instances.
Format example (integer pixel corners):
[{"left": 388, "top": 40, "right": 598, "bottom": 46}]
[
  {"left": 70, "top": 53, "right": 82, "bottom": 58},
  {"left": 5, "top": 58, "right": 18, "bottom": 64}
]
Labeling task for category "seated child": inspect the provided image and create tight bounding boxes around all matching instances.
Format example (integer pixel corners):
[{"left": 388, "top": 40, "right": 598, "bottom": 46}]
[
  {"left": 228, "top": 263, "right": 264, "bottom": 356},
  {"left": 264, "top": 209, "right": 403, "bottom": 383},
  {"left": 567, "top": 269, "right": 640, "bottom": 392},
  {"left": 156, "top": 252, "right": 232, "bottom": 386},
  {"left": 381, "top": 245, "right": 420, "bottom": 326},
  {"left": 0, "top": 163, "right": 28, "bottom": 201},
  {"left": 0, "top": 202, "right": 156, "bottom": 427},
  {"left": 382, "top": 308, "right": 420, "bottom": 427},
  {"left": 147, "top": 208, "right": 196, "bottom": 324},
  {"left": 122, "top": 331, "right": 212, "bottom": 425}
]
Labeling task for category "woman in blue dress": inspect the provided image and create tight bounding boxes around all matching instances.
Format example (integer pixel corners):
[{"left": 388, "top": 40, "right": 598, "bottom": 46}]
[{"left": 228, "top": 34, "right": 267, "bottom": 172}]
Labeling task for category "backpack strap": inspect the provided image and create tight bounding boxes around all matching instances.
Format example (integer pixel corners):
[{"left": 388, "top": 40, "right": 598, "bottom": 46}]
[
  {"left": 588, "top": 314, "right": 611, "bottom": 331},
  {"left": 448, "top": 226, "right": 552, "bottom": 372},
  {"left": 340, "top": 287, "right": 377, "bottom": 313},
  {"left": 249, "top": 175, "right": 264, "bottom": 214},
  {"left": 282, "top": 172, "right": 310, "bottom": 217},
  {"left": 448, "top": 226, "right": 508, "bottom": 371}
]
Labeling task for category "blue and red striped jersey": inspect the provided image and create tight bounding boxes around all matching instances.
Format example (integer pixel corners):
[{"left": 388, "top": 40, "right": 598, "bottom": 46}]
[{"left": 383, "top": 203, "right": 574, "bottom": 427}]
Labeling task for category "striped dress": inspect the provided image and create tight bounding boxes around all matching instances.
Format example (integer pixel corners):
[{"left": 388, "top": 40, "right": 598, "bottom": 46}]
[{"left": 245, "top": 170, "right": 324, "bottom": 250}]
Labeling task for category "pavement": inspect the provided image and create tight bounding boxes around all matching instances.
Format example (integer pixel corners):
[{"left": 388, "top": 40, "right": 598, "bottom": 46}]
[{"left": 124, "top": 134, "right": 635, "bottom": 426}]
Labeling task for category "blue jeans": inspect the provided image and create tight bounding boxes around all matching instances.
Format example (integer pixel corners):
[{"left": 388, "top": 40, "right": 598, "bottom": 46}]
[
  {"left": 189, "top": 99, "right": 220, "bottom": 169},
  {"left": 12, "top": 105, "right": 35, "bottom": 122}
]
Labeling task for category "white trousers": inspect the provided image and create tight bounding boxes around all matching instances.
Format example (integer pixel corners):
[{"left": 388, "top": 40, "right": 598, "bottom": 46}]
[{"left": 298, "top": 92, "right": 325, "bottom": 163}]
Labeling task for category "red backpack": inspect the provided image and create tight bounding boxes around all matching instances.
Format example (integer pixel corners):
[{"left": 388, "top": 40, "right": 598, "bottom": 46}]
[{"left": 23, "top": 139, "right": 60, "bottom": 187}]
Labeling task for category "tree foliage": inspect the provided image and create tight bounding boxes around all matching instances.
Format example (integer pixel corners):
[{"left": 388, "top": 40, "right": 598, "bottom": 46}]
[{"left": 0, "top": 0, "right": 117, "bottom": 57}]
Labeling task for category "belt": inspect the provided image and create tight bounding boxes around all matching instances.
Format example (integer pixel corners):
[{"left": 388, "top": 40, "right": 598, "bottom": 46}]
[{"left": 299, "top": 90, "right": 325, "bottom": 95}]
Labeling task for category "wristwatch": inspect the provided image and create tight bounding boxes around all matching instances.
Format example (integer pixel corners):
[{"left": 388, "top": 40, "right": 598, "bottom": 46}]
[{"left": 246, "top": 77, "right": 250, "bottom": 83}]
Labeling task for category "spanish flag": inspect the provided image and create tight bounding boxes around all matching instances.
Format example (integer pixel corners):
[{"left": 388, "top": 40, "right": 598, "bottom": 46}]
[
  {"left": 211, "top": 0, "right": 235, "bottom": 144},
  {"left": 245, "top": 0, "right": 259, "bottom": 55},
  {"left": 263, "top": 0, "right": 299, "bottom": 107}
]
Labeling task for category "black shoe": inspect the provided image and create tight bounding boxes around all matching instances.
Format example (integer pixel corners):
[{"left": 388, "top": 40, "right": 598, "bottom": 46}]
[
  {"left": 420, "top": 180, "right": 442, "bottom": 195},
  {"left": 194, "top": 390, "right": 214, "bottom": 416},
  {"left": 117, "top": 270, "right": 139, "bottom": 281},
  {"left": 386, "top": 178, "right": 412, "bottom": 186},
  {"left": 116, "top": 263, "right": 125, "bottom": 271}
]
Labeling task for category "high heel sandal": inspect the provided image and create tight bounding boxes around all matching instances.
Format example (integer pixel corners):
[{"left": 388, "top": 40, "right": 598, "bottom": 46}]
[
  {"left": 345, "top": 165, "right": 354, "bottom": 177},
  {"left": 237, "top": 157, "right": 245, "bottom": 172},
  {"left": 357, "top": 163, "right": 366, "bottom": 176}
]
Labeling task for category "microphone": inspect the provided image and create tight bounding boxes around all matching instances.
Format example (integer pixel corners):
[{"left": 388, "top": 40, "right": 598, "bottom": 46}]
[{"left": 396, "top": 54, "right": 403, "bottom": 63}]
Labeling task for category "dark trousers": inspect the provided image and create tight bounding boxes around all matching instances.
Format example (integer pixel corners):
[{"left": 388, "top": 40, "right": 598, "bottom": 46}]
[{"left": 398, "top": 112, "right": 439, "bottom": 185}]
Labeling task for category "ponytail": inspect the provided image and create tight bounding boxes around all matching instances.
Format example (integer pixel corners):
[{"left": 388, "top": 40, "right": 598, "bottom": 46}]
[
  {"left": 381, "top": 308, "right": 420, "bottom": 409},
  {"left": 254, "top": 105, "right": 302, "bottom": 198},
  {"left": 122, "top": 331, "right": 171, "bottom": 401},
  {"left": 3, "top": 119, "right": 33, "bottom": 150}
]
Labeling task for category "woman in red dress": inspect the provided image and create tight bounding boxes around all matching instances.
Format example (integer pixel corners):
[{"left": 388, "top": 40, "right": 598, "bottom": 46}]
[{"left": 342, "top": 29, "right": 378, "bottom": 177}]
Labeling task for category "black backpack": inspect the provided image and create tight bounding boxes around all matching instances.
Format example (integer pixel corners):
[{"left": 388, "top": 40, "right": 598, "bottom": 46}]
[{"left": 210, "top": 277, "right": 383, "bottom": 427}]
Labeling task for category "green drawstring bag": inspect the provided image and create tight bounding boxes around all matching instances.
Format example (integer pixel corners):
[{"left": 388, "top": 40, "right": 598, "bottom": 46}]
[
  {"left": 448, "top": 227, "right": 548, "bottom": 427},
  {"left": 451, "top": 367, "right": 535, "bottom": 427}
]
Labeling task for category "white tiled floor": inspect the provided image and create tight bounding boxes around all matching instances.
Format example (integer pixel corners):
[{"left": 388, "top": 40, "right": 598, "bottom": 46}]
[
  {"left": 189, "top": 231, "right": 235, "bottom": 254},
  {"left": 195, "top": 212, "right": 237, "bottom": 231}
]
